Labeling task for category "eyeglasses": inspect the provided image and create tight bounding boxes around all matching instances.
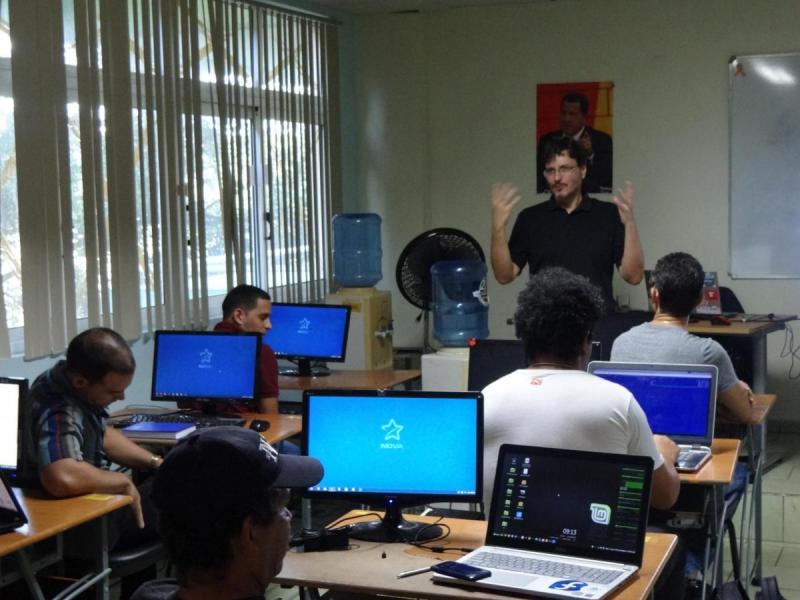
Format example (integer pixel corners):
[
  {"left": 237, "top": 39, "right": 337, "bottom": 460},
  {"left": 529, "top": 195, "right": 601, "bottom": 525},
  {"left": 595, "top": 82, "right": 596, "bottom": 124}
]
[{"left": 542, "top": 165, "right": 578, "bottom": 178}]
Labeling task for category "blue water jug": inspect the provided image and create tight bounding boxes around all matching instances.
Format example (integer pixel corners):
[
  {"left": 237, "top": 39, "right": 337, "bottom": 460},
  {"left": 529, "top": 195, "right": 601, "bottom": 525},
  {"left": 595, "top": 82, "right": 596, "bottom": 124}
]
[
  {"left": 431, "top": 260, "right": 489, "bottom": 347},
  {"left": 333, "top": 213, "right": 382, "bottom": 287}
]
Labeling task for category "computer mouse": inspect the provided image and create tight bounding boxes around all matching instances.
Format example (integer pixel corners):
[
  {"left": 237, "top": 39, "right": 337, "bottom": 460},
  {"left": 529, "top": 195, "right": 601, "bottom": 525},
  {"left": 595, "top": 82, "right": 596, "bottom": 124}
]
[
  {"left": 249, "top": 419, "right": 271, "bottom": 433},
  {"left": 710, "top": 315, "right": 731, "bottom": 326}
]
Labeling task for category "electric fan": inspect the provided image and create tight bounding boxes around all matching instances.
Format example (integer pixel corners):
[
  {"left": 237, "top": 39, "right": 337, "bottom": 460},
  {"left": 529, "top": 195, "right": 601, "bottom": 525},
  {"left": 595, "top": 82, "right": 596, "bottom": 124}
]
[{"left": 395, "top": 228, "right": 485, "bottom": 349}]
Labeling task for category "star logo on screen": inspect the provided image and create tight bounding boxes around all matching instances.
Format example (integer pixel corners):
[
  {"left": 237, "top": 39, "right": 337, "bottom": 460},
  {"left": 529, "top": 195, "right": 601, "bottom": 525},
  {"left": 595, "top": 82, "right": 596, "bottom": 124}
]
[
  {"left": 298, "top": 318, "right": 311, "bottom": 330},
  {"left": 381, "top": 418, "right": 404, "bottom": 441},
  {"left": 199, "top": 348, "right": 213, "bottom": 364}
]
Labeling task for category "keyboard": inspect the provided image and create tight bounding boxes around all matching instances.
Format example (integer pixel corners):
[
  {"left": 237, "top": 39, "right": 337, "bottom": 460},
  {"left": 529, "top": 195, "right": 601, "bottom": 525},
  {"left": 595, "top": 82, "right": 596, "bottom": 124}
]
[
  {"left": 676, "top": 448, "right": 710, "bottom": 470},
  {"left": 466, "top": 551, "right": 623, "bottom": 585},
  {"left": 113, "top": 413, "right": 244, "bottom": 429}
]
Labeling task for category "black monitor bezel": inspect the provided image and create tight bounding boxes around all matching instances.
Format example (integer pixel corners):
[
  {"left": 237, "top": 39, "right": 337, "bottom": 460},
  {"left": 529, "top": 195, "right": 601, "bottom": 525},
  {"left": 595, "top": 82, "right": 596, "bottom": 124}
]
[
  {"left": 269, "top": 303, "right": 352, "bottom": 364},
  {"left": 301, "top": 388, "right": 484, "bottom": 507},
  {"left": 0, "top": 377, "right": 28, "bottom": 474},
  {"left": 150, "top": 330, "right": 261, "bottom": 404}
]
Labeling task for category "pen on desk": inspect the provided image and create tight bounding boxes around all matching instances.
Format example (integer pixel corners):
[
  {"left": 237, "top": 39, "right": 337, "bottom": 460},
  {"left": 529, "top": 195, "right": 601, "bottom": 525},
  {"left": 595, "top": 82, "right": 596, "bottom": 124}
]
[{"left": 397, "top": 566, "right": 432, "bottom": 579}]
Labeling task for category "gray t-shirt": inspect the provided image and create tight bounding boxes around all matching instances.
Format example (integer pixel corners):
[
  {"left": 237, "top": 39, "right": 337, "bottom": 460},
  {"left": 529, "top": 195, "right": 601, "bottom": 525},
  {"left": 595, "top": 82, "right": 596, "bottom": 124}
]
[{"left": 610, "top": 323, "right": 739, "bottom": 392}]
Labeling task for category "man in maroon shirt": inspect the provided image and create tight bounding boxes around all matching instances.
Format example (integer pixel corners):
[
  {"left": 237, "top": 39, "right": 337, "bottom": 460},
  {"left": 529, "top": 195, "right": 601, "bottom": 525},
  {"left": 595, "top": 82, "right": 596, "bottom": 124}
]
[
  {"left": 214, "top": 285, "right": 279, "bottom": 414},
  {"left": 180, "top": 285, "right": 279, "bottom": 415}
]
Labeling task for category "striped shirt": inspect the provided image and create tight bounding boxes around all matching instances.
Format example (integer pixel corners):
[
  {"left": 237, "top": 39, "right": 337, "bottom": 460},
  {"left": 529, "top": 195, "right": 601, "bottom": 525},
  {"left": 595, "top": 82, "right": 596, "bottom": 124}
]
[{"left": 25, "top": 361, "right": 108, "bottom": 475}]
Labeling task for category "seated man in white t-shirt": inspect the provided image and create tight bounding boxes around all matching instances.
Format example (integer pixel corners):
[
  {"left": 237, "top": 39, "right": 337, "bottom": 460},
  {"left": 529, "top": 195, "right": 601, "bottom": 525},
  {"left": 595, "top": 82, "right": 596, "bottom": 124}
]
[
  {"left": 482, "top": 267, "right": 680, "bottom": 510},
  {"left": 611, "top": 251, "right": 754, "bottom": 425}
]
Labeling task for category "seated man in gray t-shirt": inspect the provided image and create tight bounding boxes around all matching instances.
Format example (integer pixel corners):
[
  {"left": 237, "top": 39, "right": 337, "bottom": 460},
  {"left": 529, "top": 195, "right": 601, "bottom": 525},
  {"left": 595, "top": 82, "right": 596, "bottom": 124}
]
[{"left": 611, "top": 252, "right": 753, "bottom": 424}]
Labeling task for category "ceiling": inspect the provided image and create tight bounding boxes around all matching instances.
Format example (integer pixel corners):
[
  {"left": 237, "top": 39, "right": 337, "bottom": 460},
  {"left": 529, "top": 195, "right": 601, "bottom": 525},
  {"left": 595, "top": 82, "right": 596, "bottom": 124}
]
[{"left": 311, "top": 0, "right": 542, "bottom": 15}]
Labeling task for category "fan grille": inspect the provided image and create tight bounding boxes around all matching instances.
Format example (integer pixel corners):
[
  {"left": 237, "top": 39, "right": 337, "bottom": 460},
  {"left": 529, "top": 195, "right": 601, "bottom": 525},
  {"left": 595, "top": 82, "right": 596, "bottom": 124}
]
[{"left": 395, "top": 228, "right": 485, "bottom": 310}]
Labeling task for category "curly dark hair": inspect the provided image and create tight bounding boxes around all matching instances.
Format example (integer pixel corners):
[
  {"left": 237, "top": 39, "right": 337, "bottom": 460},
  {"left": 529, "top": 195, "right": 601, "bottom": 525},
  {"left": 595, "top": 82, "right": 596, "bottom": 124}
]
[
  {"left": 651, "top": 252, "right": 704, "bottom": 317},
  {"left": 540, "top": 136, "right": 587, "bottom": 169},
  {"left": 514, "top": 268, "right": 604, "bottom": 363}
]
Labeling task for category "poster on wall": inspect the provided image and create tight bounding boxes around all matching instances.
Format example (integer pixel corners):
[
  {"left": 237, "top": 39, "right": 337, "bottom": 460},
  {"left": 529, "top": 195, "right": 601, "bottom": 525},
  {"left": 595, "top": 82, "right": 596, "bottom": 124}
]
[{"left": 536, "top": 81, "right": 614, "bottom": 194}]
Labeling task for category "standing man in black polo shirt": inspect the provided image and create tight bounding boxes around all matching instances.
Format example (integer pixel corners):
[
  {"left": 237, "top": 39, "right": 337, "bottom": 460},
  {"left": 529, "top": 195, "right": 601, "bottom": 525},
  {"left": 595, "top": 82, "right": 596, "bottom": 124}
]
[{"left": 490, "top": 137, "right": 644, "bottom": 311}]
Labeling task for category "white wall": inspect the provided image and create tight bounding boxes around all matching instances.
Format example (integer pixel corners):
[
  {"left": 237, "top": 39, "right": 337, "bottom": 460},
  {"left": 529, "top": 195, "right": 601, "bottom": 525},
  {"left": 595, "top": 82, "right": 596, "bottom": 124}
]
[{"left": 348, "top": 0, "right": 800, "bottom": 422}]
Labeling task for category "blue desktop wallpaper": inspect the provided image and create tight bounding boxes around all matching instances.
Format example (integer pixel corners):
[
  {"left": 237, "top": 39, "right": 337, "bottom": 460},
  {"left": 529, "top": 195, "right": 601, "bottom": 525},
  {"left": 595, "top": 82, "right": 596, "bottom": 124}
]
[
  {"left": 594, "top": 370, "right": 712, "bottom": 437},
  {"left": 153, "top": 333, "right": 259, "bottom": 399},
  {"left": 268, "top": 304, "right": 348, "bottom": 359},
  {"left": 306, "top": 395, "right": 479, "bottom": 495}
]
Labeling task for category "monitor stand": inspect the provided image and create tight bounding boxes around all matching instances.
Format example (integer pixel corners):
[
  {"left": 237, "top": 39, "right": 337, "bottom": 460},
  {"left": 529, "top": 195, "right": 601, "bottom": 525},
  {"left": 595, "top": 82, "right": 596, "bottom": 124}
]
[
  {"left": 347, "top": 497, "right": 443, "bottom": 543},
  {"left": 279, "top": 359, "right": 331, "bottom": 378}
]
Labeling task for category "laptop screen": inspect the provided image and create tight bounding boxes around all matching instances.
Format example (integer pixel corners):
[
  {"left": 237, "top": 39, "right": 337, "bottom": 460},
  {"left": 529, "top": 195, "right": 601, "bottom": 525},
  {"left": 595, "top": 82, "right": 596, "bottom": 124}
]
[
  {"left": 486, "top": 445, "right": 652, "bottom": 566},
  {"left": 0, "top": 470, "right": 27, "bottom": 533},
  {"left": 588, "top": 363, "right": 716, "bottom": 442},
  {"left": 0, "top": 378, "right": 26, "bottom": 472}
]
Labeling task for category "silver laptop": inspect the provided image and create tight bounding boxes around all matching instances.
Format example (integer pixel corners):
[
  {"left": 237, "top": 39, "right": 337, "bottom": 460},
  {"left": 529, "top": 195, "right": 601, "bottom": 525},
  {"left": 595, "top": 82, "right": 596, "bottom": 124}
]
[
  {"left": 588, "top": 362, "right": 718, "bottom": 472},
  {"left": 432, "top": 444, "right": 652, "bottom": 599}
]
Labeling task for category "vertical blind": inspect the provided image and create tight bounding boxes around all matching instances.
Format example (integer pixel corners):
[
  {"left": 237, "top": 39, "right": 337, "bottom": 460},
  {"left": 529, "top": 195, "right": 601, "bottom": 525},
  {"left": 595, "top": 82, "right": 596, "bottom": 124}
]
[{"left": 6, "top": 0, "right": 340, "bottom": 359}]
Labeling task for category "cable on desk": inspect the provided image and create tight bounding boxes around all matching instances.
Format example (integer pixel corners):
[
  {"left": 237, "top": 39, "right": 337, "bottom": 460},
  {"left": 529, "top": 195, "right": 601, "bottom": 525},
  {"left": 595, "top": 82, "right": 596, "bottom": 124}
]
[{"left": 325, "top": 511, "right": 384, "bottom": 532}]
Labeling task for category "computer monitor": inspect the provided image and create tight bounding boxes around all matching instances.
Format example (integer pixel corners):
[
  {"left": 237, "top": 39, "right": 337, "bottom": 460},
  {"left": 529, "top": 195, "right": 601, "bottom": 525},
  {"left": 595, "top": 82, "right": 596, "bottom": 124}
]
[
  {"left": 151, "top": 331, "right": 260, "bottom": 414},
  {"left": 0, "top": 377, "right": 27, "bottom": 473},
  {"left": 268, "top": 303, "right": 351, "bottom": 377},
  {"left": 302, "top": 389, "right": 483, "bottom": 542}
]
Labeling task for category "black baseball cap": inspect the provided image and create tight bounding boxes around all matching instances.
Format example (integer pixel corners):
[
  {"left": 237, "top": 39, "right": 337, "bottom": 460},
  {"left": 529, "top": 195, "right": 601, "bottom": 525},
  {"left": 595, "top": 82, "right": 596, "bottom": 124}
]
[{"left": 153, "top": 427, "right": 323, "bottom": 515}]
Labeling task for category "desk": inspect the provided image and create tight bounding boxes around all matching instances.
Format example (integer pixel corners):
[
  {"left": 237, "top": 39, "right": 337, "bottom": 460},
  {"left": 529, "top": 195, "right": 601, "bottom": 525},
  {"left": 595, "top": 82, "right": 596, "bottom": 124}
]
[
  {"left": 275, "top": 511, "right": 678, "bottom": 600},
  {"left": 111, "top": 412, "right": 302, "bottom": 447},
  {"left": 742, "top": 394, "right": 776, "bottom": 589},
  {"left": 678, "top": 438, "right": 740, "bottom": 597},
  {"left": 0, "top": 489, "right": 131, "bottom": 599},
  {"left": 279, "top": 368, "right": 420, "bottom": 391}
]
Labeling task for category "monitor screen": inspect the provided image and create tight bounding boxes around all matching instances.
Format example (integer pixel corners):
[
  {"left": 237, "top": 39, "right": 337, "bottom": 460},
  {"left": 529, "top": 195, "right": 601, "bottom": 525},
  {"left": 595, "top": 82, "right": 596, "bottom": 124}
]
[
  {"left": 151, "top": 331, "right": 260, "bottom": 405},
  {"left": 0, "top": 378, "right": 26, "bottom": 472},
  {"left": 303, "top": 389, "right": 483, "bottom": 542},
  {"left": 268, "top": 303, "right": 351, "bottom": 376}
]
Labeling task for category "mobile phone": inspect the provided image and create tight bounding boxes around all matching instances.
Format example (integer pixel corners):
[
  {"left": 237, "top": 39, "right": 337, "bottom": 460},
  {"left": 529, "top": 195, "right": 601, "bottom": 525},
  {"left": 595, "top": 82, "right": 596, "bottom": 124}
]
[{"left": 430, "top": 560, "right": 491, "bottom": 581}]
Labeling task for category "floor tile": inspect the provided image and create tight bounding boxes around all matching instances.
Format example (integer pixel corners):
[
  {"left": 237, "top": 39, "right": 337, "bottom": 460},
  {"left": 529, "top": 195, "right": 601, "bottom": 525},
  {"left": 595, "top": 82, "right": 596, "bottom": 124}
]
[
  {"left": 771, "top": 546, "right": 800, "bottom": 588},
  {"left": 785, "top": 496, "right": 800, "bottom": 543}
]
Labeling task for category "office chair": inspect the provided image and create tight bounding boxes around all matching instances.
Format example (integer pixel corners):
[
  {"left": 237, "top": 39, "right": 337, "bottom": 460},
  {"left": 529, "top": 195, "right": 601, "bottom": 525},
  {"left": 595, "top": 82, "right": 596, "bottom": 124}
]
[
  {"left": 592, "top": 310, "right": 652, "bottom": 361},
  {"left": 719, "top": 287, "right": 745, "bottom": 314},
  {"left": 467, "top": 339, "right": 527, "bottom": 391},
  {"left": 110, "top": 540, "right": 166, "bottom": 599}
]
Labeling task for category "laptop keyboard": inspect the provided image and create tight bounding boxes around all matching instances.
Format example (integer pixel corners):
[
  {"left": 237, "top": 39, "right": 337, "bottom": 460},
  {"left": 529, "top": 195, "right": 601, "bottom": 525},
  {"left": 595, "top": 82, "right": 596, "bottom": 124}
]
[
  {"left": 677, "top": 448, "right": 708, "bottom": 469},
  {"left": 466, "top": 551, "right": 623, "bottom": 584},
  {"left": 114, "top": 413, "right": 244, "bottom": 429}
]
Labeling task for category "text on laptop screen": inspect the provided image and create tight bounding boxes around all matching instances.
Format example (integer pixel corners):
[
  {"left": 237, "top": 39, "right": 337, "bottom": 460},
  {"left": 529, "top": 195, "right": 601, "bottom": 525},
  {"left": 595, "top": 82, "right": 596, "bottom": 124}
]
[
  {"left": 151, "top": 331, "right": 260, "bottom": 403},
  {"left": 268, "top": 303, "right": 350, "bottom": 362},
  {"left": 592, "top": 368, "right": 713, "bottom": 437},
  {"left": 490, "top": 448, "right": 648, "bottom": 560},
  {"left": 303, "top": 390, "right": 483, "bottom": 543},
  {"left": 0, "top": 381, "right": 22, "bottom": 470}
]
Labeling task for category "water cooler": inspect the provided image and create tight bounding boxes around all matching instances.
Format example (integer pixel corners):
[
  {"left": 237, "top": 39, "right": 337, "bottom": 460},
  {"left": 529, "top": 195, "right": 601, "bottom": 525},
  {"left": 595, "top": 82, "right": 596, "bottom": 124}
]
[
  {"left": 421, "top": 260, "right": 489, "bottom": 391},
  {"left": 327, "top": 213, "right": 394, "bottom": 371}
]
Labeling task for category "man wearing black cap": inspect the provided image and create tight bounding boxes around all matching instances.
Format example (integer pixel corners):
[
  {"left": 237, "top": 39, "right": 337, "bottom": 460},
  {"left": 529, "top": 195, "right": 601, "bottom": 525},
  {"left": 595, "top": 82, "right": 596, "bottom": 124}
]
[{"left": 132, "top": 427, "right": 323, "bottom": 600}]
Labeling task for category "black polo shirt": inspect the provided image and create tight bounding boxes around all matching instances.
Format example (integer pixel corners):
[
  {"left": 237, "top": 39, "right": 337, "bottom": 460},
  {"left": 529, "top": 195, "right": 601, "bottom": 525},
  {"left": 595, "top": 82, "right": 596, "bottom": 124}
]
[{"left": 508, "top": 194, "right": 624, "bottom": 311}]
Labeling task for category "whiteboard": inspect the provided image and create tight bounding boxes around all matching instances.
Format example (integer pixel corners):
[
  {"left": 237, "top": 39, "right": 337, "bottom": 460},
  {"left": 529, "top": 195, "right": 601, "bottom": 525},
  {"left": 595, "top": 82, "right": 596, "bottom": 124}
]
[{"left": 729, "top": 53, "right": 800, "bottom": 278}]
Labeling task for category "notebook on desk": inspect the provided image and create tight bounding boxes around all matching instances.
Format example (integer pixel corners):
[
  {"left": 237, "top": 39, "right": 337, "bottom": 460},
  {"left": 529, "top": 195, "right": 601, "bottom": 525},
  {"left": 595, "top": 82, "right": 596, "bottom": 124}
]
[
  {"left": 588, "top": 362, "right": 718, "bottom": 472},
  {"left": 432, "top": 445, "right": 652, "bottom": 599}
]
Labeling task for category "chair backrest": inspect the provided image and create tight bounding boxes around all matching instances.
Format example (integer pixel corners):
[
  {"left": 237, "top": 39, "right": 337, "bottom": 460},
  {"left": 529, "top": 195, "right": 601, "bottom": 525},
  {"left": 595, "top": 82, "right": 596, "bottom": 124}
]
[
  {"left": 719, "top": 286, "right": 745, "bottom": 313},
  {"left": 467, "top": 339, "right": 527, "bottom": 391},
  {"left": 592, "top": 310, "right": 652, "bottom": 361}
]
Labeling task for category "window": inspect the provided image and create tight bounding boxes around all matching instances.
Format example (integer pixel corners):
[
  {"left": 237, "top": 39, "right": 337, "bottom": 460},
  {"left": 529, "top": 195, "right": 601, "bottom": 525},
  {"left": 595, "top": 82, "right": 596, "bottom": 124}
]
[{"left": 2, "top": 0, "right": 340, "bottom": 358}]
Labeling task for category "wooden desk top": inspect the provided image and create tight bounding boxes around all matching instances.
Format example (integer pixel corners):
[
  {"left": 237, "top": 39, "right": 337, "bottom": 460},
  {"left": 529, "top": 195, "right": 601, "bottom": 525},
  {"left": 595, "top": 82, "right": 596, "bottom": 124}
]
[
  {"left": 0, "top": 489, "right": 131, "bottom": 557},
  {"left": 751, "top": 394, "right": 776, "bottom": 426},
  {"left": 679, "top": 438, "right": 740, "bottom": 485},
  {"left": 111, "top": 412, "right": 302, "bottom": 446},
  {"left": 276, "top": 511, "right": 677, "bottom": 600},
  {"left": 278, "top": 368, "right": 420, "bottom": 391},
  {"left": 687, "top": 319, "right": 787, "bottom": 337}
]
